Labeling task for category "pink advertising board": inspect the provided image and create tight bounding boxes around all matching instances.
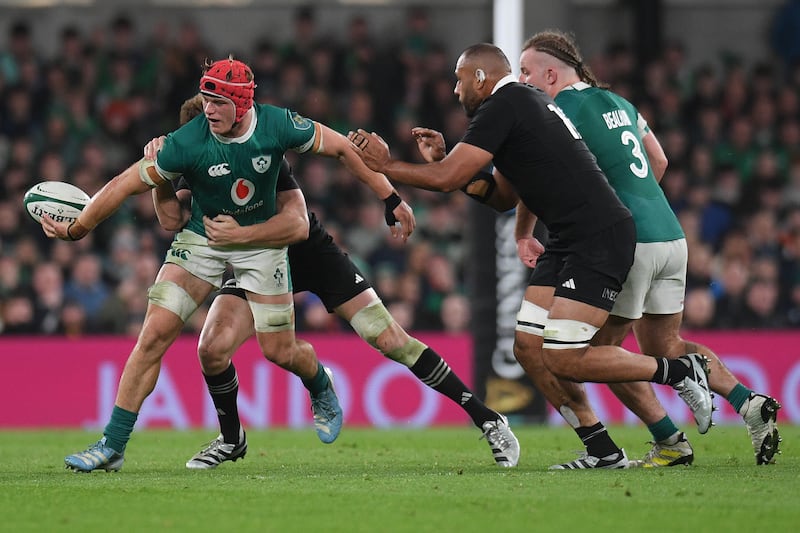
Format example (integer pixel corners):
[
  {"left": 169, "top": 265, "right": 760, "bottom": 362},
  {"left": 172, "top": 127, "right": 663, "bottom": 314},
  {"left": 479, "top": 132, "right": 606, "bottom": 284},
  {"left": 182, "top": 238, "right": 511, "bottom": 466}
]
[
  {"left": 1, "top": 330, "right": 798, "bottom": 428},
  {"left": 0, "top": 334, "right": 472, "bottom": 429}
]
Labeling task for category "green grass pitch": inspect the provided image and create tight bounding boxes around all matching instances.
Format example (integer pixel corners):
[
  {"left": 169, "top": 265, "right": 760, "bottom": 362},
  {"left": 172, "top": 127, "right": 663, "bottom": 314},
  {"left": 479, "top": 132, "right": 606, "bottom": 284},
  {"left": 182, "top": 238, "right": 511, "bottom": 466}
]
[{"left": 1, "top": 425, "right": 797, "bottom": 532}]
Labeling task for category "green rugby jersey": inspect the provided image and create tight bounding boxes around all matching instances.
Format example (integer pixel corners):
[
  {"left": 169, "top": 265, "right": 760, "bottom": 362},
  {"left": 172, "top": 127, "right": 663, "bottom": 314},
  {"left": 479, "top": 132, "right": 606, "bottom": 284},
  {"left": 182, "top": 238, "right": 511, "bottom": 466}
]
[
  {"left": 155, "top": 103, "right": 316, "bottom": 238},
  {"left": 555, "top": 82, "right": 684, "bottom": 243}
]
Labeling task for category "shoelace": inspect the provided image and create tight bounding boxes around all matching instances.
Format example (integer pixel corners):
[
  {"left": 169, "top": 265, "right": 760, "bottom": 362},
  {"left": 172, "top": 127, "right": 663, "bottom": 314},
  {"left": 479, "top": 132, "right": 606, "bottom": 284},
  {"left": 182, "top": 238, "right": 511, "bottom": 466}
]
[
  {"left": 81, "top": 441, "right": 113, "bottom": 456},
  {"left": 676, "top": 384, "right": 704, "bottom": 411},
  {"left": 641, "top": 442, "right": 666, "bottom": 462},
  {"left": 199, "top": 438, "right": 227, "bottom": 454},
  {"left": 480, "top": 421, "right": 510, "bottom": 449},
  {"left": 312, "top": 393, "right": 337, "bottom": 421},
  {"left": 74, "top": 442, "right": 115, "bottom": 463}
]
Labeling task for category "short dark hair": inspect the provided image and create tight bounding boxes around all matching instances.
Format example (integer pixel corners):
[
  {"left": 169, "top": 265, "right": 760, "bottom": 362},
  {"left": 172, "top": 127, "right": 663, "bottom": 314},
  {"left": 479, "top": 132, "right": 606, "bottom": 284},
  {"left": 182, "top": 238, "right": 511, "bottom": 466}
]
[{"left": 461, "top": 43, "right": 511, "bottom": 72}]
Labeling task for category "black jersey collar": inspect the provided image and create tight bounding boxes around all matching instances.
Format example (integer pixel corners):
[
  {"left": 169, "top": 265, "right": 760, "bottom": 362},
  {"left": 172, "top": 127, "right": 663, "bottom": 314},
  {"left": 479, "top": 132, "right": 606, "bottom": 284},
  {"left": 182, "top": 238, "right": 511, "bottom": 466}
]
[{"left": 492, "top": 74, "right": 518, "bottom": 94}]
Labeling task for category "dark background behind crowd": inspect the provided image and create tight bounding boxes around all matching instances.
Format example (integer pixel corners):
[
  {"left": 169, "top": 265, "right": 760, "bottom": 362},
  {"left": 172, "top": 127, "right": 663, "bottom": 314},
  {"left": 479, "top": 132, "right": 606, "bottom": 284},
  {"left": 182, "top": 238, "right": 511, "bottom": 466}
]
[{"left": 1, "top": 2, "right": 799, "bottom": 336}]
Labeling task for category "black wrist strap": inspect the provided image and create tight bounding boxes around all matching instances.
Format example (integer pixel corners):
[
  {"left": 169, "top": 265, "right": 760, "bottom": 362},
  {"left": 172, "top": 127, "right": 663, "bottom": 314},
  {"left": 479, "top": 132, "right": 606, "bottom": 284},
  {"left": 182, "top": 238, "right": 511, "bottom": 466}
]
[
  {"left": 66, "top": 221, "right": 78, "bottom": 241},
  {"left": 383, "top": 192, "right": 402, "bottom": 211},
  {"left": 383, "top": 192, "right": 402, "bottom": 225}
]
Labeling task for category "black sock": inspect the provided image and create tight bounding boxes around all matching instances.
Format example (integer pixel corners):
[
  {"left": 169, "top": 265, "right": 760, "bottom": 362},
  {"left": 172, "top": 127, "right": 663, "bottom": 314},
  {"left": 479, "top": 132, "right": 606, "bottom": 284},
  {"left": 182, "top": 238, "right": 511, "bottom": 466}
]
[
  {"left": 576, "top": 422, "right": 620, "bottom": 458},
  {"left": 409, "top": 348, "right": 497, "bottom": 428},
  {"left": 204, "top": 362, "right": 241, "bottom": 444},
  {"left": 651, "top": 357, "right": 690, "bottom": 386}
]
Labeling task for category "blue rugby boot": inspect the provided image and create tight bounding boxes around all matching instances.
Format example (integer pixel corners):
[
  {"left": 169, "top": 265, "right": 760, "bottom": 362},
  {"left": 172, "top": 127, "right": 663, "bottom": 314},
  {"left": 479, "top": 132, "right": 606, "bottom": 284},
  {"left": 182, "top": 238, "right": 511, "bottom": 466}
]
[
  {"left": 310, "top": 366, "right": 343, "bottom": 444},
  {"left": 65, "top": 437, "right": 124, "bottom": 473}
]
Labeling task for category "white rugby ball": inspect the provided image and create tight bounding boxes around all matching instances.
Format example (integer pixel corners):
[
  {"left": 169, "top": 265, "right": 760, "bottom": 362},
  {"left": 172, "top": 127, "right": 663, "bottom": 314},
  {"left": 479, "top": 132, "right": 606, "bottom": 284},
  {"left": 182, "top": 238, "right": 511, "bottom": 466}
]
[{"left": 23, "top": 181, "right": 90, "bottom": 224}]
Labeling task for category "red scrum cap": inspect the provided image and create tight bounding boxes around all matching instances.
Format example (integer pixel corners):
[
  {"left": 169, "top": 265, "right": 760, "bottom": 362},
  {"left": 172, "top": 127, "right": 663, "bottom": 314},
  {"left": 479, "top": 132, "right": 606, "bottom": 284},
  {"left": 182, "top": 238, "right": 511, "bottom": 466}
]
[{"left": 199, "top": 57, "right": 255, "bottom": 123}]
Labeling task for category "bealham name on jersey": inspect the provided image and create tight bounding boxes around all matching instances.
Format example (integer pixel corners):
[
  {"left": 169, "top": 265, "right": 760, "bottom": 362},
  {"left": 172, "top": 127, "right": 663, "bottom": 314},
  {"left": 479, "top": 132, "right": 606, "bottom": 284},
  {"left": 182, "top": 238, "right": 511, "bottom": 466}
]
[
  {"left": 555, "top": 82, "right": 684, "bottom": 243},
  {"left": 154, "top": 103, "right": 316, "bottom": 239}
]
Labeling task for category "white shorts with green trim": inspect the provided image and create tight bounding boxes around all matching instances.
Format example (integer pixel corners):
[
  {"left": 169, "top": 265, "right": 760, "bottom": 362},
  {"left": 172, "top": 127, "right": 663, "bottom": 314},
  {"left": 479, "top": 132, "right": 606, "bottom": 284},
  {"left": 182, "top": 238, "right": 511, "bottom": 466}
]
[{"left": 164, "top": 229, "right": 291, "bottom": 296}]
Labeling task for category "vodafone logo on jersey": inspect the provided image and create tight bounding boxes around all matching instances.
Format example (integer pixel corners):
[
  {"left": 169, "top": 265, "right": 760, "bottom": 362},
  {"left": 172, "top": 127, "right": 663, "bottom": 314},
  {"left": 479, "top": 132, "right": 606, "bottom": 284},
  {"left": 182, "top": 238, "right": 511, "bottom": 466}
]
[{"left": 231, "top": 178, "right": 255, "bottom": 205}]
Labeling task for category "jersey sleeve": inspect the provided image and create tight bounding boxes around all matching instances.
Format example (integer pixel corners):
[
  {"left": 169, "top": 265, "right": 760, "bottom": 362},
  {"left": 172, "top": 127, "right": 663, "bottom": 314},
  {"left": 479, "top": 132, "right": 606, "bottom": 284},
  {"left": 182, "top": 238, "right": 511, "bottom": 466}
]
[
  {"left": 155, "top": 131, "right": 191, "bottom": 182},
  {"left": 276, "top": 158, "right": 300, "bottom": 192},
  {"left": 280, "top": 109, "right": 317, "bottom": 153},
  {"left": 461, "top": 96, "right": 515, "bottom": 155}
]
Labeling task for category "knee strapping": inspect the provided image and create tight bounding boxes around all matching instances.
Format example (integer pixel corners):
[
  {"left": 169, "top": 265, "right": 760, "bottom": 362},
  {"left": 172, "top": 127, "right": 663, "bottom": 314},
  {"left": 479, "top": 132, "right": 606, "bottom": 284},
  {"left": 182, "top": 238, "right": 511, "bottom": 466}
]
[
  {"left": 349, "top": 302, "right": 425, "bottom": 366},
  {"left": 516, "top": 299, "right": 548, "bottom": 336},
  {"left": 349, "top": 302, "right": 394, "bottom": 347},
  {"left": 543, "top": 319, "right": 599, "bottom": 350},
  {"left": 387, "top": 338, "right": 427, "bottom": 367},
  {"left": 248, "top": 301, "right": 294, "bottom": 332},
  {"left": 147, "top": 280, "right": 199, "bottom": 322}
]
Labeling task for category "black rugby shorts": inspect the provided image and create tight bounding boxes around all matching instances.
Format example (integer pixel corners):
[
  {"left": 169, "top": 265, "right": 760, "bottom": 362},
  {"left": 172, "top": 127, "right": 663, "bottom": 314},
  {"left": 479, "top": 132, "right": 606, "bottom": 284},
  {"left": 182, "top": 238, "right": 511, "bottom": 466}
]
[{"left": 527, "top": 217, "right": 636, "bottom": 312}]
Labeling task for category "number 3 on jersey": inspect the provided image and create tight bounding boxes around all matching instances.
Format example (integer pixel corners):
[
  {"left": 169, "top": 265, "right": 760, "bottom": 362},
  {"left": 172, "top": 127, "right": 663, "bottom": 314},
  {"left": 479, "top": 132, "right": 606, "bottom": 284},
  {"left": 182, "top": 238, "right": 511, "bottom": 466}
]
[{"left": 621, "top": 130, "right": 649, "bottom": 178}]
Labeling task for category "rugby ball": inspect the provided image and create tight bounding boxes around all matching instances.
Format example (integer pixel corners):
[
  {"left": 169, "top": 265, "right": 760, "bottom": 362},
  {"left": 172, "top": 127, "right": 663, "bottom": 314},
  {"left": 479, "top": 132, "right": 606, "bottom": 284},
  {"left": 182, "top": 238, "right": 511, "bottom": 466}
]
[{"left": 23, "top": 181, "right": 90, "bottom": 224}]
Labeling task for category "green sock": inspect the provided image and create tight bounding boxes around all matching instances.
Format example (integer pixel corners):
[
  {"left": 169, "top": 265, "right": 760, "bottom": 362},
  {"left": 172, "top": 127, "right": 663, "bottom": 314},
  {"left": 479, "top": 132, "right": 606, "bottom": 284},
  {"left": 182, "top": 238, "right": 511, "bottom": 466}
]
[
  {"left": 727, "top": 383, "right": 753, "bottom": 413},
  {"left": 302, "top": 364, "right": 330, "bottom": 397},
  {"left": 647, "top": 415, "right": 680, "bottom": 443},
  {"left": 103, "top": 405, "right": 138, "bottom": 453}
]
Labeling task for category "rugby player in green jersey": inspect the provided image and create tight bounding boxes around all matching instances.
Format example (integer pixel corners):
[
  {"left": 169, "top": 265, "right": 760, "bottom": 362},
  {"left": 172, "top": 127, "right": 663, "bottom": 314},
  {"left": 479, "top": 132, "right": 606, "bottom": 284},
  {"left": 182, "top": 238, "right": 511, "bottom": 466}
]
[
  {"left": 41, "top": 56, "right": 413, "bottom": 472},
  {"left": 519, "top": 30, "right": 780, "bottom": 466}
]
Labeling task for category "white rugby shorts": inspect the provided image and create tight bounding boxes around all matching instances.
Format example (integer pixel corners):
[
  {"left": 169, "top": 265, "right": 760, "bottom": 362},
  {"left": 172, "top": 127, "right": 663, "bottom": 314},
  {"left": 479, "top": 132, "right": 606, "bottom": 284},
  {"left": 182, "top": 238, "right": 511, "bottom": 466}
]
[
  {"left": 164, "top": 229, "right": 291, "bottom": 296},
  {"left": 611, "top": 238, "right": 687, "bottom": 319}
]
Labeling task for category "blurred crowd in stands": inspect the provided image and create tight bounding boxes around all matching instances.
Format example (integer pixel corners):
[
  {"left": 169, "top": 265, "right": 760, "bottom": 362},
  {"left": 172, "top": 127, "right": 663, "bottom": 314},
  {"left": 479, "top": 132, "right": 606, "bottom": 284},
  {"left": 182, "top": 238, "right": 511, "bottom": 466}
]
[{"left": 0, "top": 5, "right": 799, "bottom": 336}]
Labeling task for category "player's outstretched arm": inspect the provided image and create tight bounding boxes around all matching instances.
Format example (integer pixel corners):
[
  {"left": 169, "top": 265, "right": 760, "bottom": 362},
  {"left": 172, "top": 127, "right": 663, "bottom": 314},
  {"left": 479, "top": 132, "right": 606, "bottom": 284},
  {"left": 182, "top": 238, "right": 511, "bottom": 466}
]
[
  {"left": 316, "top": 122, "right": 394, "bottom": 198},
  {"left": 408, "top": 126, "right": 518, "bottom": 212},
  {"left": 316, "top": 122, "right": 415, "bottom": 241},
  {"left": 203, "top": 189, "right": 309, "bottom": 248},
  {"left": 348, "top": 128, "right": 492, "bottom": 193},
  {"left": 42, "top": 159, "right": 158, "bottom": 241}
]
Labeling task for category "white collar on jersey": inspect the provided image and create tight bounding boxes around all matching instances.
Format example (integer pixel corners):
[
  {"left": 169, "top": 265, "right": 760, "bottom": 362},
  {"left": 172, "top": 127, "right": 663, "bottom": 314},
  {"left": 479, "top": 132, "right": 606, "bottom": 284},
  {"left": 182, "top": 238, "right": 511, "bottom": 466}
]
[
  {"left": 491, "top": 74, "right": 518, "bottom": 94},
  {"left": 210, "top": 106, "right": 257, "bottom": 144},
  {"left": 564, "top": 81, "right": 592, "bottom": 91}
]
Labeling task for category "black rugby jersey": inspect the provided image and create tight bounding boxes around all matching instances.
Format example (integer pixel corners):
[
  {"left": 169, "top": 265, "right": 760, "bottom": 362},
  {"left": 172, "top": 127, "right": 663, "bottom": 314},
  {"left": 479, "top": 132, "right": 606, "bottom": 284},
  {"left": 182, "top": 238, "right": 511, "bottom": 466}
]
[{"left": 462, "top": 82, "right": 631, "bottom": 243}]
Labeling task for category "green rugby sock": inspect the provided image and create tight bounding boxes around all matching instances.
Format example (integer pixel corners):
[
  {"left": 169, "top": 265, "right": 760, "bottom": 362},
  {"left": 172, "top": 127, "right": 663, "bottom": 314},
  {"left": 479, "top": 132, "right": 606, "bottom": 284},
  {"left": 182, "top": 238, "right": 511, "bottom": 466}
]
[
  {"left": 103, "top": 405, "right": 138, "bottom": 453},
  {"left": 648, "top": 415, "right": 680, "bottom": 443},
  {"left": 302, "top": 363, "right": 330, "bottom": 397},
  {"left": 727, "top": 383, "right": 753, "bottom": 413}
]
